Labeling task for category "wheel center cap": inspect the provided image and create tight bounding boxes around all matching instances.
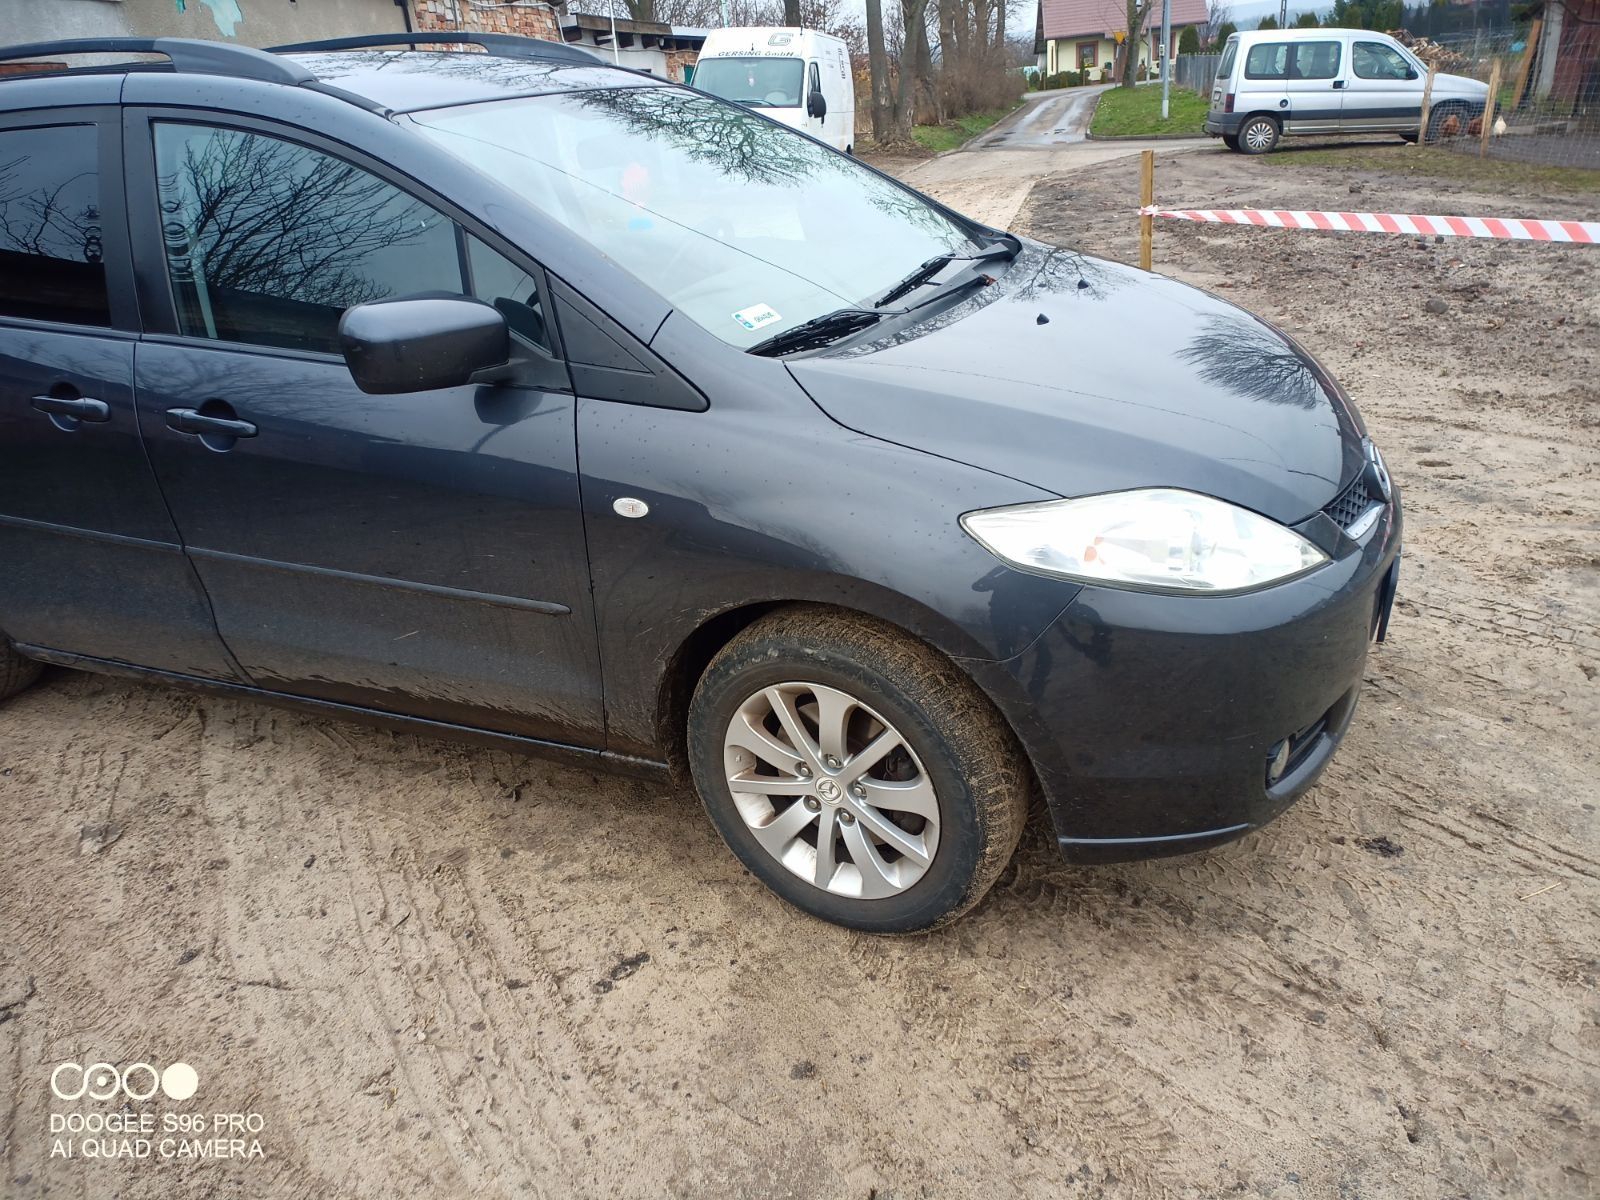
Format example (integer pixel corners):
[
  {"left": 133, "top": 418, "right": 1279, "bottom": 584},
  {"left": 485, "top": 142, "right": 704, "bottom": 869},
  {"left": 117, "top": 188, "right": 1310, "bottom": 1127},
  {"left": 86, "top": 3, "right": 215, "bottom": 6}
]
[{"left": 815, "top": 778, "right": 843, "bottom": 804}]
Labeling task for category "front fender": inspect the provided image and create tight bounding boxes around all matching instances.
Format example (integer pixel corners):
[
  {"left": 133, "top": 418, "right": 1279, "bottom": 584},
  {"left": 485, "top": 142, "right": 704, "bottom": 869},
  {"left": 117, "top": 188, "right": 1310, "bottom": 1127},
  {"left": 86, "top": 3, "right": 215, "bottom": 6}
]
[{"left": 577, "top": 396, "right": 1082, "bottom": 757}]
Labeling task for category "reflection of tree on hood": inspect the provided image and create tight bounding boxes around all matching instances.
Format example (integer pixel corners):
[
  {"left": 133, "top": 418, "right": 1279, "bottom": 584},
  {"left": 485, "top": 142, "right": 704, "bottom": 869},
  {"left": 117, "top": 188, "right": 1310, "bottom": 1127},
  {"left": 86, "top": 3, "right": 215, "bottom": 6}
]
[
  {"left": 159, "top": 129, "right": 435, "bottom": 310},
  {"left": 1177, "top": 315, "right": 1324, "bottom": 409}
]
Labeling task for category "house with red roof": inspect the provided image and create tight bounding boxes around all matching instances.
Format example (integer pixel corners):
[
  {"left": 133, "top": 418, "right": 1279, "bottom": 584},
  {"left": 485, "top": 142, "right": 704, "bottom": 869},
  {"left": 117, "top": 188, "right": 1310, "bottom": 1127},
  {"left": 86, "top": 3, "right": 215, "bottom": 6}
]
[{"left": 1037, "top": 0, "right": 1209, "bottom": 82}]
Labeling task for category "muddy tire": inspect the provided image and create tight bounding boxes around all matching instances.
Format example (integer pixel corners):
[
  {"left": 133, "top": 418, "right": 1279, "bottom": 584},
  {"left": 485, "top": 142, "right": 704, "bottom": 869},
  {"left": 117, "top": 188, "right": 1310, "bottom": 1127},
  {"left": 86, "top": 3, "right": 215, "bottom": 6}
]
[
  {"left": 0, "top": 640, "right": 42, "bottom": 704},
  {"left": 687, "top": 605, "right": 1028, "bottom": 933},
  {"left": 1238, "top": 115, "right": 1280, "bottom": 154}
]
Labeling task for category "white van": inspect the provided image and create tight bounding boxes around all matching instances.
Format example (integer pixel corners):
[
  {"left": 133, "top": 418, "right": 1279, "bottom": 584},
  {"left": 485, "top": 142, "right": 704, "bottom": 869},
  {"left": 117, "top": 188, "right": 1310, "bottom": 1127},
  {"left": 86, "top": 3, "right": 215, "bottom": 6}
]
[
  {"left": 693, "top": 28, "right": 857, "bottom": 155},
  {"left": 1205, "top": 28, "right": 1489, "bottom": 153}
]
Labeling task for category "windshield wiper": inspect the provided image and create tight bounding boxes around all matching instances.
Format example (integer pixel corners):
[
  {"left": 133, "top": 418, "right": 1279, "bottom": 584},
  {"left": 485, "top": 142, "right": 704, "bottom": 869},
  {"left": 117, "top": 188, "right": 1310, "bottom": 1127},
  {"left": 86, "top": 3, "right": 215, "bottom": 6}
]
[
  {"left": 873, "top": 239, "right": 1017, "bottom": 309},
  {"left": 746, "top": 308, "right": 884, "bottom": 357}
]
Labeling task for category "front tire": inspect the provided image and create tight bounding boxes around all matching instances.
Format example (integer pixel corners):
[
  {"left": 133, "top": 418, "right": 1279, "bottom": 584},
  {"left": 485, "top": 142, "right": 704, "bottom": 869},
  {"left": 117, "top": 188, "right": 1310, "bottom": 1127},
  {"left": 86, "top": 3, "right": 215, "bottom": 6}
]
[
  {"left": 687, "top": 606, "right": 1028, "bottom": 933},
  {"left": 1238, "top": 115, "right": 1280, "bottom": 154},
  {"left": 0, "top": 640, "right": 42, "bottom": 703}
]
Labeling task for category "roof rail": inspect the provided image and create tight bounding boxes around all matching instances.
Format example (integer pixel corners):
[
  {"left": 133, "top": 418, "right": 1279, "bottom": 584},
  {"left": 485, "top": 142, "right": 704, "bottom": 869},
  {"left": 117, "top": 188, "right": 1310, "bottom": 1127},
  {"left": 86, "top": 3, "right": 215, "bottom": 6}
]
[
  {"left": 267, "top": 32, "right": 603, "bottom": 67},
  {"left": 0, "top": 37, "right": 314, "bottom": 84}
]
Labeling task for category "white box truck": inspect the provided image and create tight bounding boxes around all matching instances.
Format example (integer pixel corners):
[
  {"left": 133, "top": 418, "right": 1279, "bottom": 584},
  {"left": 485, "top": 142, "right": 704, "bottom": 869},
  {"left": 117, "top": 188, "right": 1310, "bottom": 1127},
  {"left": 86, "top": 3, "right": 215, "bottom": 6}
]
[{"left": 692, "top": 28, "right": 857, "bottom": 155}]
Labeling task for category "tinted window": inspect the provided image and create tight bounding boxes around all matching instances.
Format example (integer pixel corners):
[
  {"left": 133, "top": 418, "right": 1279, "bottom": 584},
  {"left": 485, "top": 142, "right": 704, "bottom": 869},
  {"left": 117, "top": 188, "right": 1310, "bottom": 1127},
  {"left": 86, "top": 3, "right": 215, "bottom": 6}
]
[
  {"left": 1244, "top": 42, "right": 1289, "bottom": 80},
  {"left": 0, "top": 125, "right": 109, "bottom": 327},
  {"left": 467, "top": 235, "right": 552, "bottom": 354},
  {"left": 154, "top": 124, "right": 463, "bottom": 353},
  {"left": 1353, "top": 41, "right": 1413, "bottom": 80},
  {"left": 692, "top": 57, "right": 805, "bottom": 107},
  {"left": 1291, "top": 41, "right": 1342, "bottom": 79},
  {"left": 1217, "top": 39, "right": 1238, "bottom": 80}
]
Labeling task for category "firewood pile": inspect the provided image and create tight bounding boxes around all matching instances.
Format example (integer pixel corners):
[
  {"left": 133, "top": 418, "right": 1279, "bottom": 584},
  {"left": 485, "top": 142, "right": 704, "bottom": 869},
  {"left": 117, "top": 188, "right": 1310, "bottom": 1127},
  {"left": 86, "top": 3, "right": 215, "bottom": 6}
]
[{"left": 1385, "top": 30, "right": 1471, "bottom": 72}]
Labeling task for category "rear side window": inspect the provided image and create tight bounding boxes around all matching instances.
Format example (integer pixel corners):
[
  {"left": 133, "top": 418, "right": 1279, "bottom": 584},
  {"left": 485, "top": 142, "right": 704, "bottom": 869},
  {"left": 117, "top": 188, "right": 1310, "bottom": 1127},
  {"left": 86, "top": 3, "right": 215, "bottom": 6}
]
[
  {"left": 1244, "top": 43, "right": 1289, "bottom": 80},
  {"left": 1291, "top": 41, "right": 1342, "bottom": 80},
  {"left": 153, "top": 123, "right": 463, "bottom": 354},
  {"left": 0, "top": 125, "right": 110, "bottom": 327},
  {"left": 1216, "top": 39, "right": 1238, "bottom": 80}
]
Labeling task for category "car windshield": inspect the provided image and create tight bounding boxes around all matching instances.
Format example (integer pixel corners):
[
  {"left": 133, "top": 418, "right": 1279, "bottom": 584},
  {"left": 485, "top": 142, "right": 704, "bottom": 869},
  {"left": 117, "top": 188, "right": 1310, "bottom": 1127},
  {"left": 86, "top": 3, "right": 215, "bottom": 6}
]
[
  {"left": 410, "top": 87, "right": 979, "bottom": 349},
  {"left": 692, "top": 56, "right": 805, "bottom": 107}
]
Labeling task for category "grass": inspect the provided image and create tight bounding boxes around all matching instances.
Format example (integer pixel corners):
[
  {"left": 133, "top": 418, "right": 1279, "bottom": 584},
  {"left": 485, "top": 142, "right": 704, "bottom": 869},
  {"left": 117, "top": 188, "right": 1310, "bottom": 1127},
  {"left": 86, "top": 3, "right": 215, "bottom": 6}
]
[
  {"left": 1088, "top": 85, "right": 1210, "bottom": 138},
  {"left": 1263, "top": 144, "right": 1600, "bottom": 195},
  {"left": 910, "top": 102, "right": 1022, "bottom": 153}
]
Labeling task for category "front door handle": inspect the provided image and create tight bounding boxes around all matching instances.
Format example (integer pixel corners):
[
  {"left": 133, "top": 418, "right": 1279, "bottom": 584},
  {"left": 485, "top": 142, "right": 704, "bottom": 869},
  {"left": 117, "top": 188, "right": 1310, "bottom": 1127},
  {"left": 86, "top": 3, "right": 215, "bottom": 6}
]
[
  {"left": 166, "top": 408, "right": 258, "bottom": 439},
  {"left": 32, "top": 394, "right": 110, "bottom": 422},
  {"left": 1333, "top": 79, "right": 1346, "bottom": 89}
]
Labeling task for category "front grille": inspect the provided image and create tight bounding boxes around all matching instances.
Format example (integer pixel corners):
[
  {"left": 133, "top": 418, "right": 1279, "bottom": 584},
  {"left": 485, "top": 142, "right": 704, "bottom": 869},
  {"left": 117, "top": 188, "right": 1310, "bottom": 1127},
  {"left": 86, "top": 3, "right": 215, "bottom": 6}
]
[{"left": 1324, "top": 474, "right": 1377, "bottom": 531}]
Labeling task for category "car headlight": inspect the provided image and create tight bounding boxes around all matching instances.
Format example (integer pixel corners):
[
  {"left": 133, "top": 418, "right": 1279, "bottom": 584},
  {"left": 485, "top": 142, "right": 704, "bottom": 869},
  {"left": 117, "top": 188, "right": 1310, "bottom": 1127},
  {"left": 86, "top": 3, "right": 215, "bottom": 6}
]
[{"left": 961, "top": 488, "right": 1328, "bottom": 594}]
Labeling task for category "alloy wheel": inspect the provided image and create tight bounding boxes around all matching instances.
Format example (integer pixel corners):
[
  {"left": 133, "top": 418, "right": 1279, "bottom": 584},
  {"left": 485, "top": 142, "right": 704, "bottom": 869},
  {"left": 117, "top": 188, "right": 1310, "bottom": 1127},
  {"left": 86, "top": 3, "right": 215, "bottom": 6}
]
[{"left": 722, "top": 681, "right": 940, "bottom": 899}]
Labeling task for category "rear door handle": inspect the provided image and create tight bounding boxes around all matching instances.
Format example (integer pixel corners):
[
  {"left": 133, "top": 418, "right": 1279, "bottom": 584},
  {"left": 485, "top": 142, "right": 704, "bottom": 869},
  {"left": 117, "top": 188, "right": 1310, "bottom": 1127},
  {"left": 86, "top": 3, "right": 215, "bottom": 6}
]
[
  {"left": 166, "top": 408, "right": 258, "bottom": 439},
  {"left": 32, "top": 394, "right": 110, "bottom": 422}
]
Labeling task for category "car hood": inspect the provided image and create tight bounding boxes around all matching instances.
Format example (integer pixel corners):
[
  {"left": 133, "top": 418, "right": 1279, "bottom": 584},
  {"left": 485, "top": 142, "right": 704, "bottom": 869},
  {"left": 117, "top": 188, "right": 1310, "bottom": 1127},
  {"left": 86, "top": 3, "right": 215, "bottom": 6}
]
[
  {"left": 788, "top": 246, "right": 1367, "bottom": 525},
  {"left": 1435, "top": 71, "right": 1490, "bottom": 95}
]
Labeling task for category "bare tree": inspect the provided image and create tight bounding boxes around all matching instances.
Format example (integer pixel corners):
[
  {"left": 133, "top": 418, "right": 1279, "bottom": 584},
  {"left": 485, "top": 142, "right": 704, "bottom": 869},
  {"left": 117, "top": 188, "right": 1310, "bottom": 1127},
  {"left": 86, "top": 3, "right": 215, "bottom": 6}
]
[
  {"left": 1204, "top": 0, "right": 1230, "bottom": 47},
  {"left": 1120, "top": 0, "right": 1156, "bottom": 87},
  {"left": 865, "top": 0, "right": 892, "bottom": 142}
]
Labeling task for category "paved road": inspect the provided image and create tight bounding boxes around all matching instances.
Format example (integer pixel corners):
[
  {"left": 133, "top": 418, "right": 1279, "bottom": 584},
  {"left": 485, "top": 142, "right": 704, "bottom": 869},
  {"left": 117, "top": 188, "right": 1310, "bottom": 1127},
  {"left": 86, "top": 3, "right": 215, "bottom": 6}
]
[
  {"left": 899, "top": 90, "right": 1214, "bottom": 230},
  {"left": 969, "top": 85, "right": 1114, "bottom": 149}
]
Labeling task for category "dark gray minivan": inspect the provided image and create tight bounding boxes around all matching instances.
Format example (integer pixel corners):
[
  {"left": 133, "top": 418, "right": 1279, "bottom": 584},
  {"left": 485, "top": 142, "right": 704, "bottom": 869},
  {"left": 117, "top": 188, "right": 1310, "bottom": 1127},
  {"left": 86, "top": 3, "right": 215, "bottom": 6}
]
[{"left": 0, "top": 35, "right": 1399, "bottom": 931}]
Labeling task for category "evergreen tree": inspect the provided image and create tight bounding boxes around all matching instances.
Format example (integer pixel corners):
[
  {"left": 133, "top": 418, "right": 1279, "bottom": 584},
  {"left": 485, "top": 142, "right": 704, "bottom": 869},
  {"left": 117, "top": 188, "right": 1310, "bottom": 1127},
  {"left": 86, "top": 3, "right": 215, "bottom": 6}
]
[{"left": 1178, "top": 24, "right": 1201, "bottom": 53}]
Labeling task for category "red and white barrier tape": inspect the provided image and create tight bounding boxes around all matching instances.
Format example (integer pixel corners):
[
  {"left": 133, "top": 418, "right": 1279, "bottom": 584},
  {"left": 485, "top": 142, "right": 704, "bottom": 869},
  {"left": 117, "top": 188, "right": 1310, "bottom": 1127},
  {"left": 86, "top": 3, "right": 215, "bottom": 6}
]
[{"left": 1138, "top": 206, "right": 1599, "bottom": 243}]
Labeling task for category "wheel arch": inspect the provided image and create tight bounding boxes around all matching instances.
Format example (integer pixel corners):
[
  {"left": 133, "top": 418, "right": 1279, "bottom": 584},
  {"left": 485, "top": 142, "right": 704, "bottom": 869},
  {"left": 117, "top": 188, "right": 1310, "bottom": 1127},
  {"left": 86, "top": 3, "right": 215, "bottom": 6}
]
[{"left": 652, "top": 598, "right": 1046, "bottom": 806}]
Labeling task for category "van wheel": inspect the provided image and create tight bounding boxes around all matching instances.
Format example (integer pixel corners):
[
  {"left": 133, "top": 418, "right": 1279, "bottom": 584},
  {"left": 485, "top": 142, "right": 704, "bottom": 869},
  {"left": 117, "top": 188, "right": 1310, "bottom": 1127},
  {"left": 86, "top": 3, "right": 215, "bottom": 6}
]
[
  {"left": 0, "top": 640, "right": 42, "bottom": 703},
  {"left": 1239, "top": 115, "right": 1280, "bottom": 154},
  {"left": 686, "top": 605, "right": 1028, "bottom": 933},
  {"left": 1222, "top": 133, "right": 1241, "bottom": 151}
]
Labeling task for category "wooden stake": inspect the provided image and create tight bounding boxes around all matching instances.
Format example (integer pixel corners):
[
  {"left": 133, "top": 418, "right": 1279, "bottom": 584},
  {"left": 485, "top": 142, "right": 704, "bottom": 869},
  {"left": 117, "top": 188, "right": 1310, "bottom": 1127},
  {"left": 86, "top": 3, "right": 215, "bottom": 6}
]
[
  {"left": 1139, "top": 149, "right": 1154, "bottom": 271},
  {"left": 1480, "top": 58, "right": 1502, "bottom": 157},
  {"left": 1418, "top": 64, "right": 1437, "bottom": 143},
  {"left": 1512, "top": 18, "right": 1541, "bottom": 111}
]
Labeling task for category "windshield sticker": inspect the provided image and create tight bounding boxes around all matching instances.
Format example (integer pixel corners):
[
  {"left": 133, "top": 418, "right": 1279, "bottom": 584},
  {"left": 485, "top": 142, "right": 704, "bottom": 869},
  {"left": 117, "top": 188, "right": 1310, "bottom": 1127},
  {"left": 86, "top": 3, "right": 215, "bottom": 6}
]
[{"left": 733, "top": 303, "right": 782, "bottom": 332}]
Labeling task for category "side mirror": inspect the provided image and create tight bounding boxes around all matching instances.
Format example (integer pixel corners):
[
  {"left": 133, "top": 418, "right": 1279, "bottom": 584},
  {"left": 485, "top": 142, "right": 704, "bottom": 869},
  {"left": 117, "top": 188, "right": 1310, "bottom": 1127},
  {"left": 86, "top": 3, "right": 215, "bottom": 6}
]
[
  {"left": 339, "top": 296, "right": 510, "bottom": 395},
  {"left": 808, "top": 89, "right": 827, "bottom": 119}
]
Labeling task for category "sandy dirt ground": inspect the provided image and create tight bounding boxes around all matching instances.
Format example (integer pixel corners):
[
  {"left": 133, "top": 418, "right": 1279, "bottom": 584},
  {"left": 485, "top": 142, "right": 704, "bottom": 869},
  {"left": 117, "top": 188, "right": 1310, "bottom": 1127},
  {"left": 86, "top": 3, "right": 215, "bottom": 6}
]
[{"left": 3, "top": 142, "right": 1597, "bottom": 1200}]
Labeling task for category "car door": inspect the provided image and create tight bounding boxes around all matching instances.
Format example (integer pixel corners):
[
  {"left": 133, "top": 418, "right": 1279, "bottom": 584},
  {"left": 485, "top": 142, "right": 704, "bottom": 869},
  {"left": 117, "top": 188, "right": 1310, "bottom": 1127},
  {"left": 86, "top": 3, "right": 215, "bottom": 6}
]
[
  {"left": 1239, "top": 40, "right": 1292, "bottom": 127},
  {"left": 1345, "top": 39, "right": 1422, "bottom": 132},
  {"left": 1284, "top": 38, "right": 1346, "bottom": 133},
  {"left": 0, "top": 109, "right": 241, "bottom": 680},
  {"left": 122, "top": 114, "right": 604, "bottom": 745}
]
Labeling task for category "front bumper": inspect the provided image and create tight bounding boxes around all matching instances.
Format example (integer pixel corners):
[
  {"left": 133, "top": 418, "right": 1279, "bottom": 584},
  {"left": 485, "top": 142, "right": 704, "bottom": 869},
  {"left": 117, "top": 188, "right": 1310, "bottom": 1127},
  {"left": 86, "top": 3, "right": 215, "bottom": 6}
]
[
  {"left": 1205, "top": 112, "right": 1246, "bottom": 137},
  {"left": 963, "top": 497, "right": 1402, "bottom": 862}
]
